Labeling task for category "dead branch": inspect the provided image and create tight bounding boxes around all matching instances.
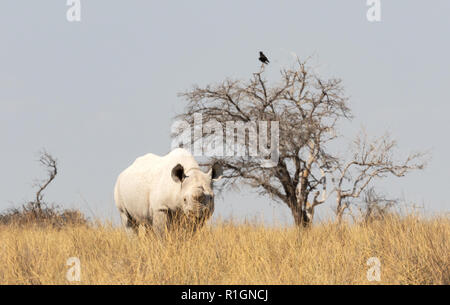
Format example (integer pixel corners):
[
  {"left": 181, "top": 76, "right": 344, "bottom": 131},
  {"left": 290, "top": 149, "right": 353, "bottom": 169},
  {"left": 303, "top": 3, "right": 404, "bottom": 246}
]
[
  {"left": 334, "top": 130, "right": 427, "bottom": 222},
  {"left": 31, "top": 150, "right": 58, "bottom": 212}
]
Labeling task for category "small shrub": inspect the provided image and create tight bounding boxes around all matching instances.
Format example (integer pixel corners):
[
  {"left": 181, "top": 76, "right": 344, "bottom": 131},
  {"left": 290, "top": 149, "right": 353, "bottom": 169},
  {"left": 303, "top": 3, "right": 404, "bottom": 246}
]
[{"left": 0, "top": 203, "right": 88, "bottom": 228}]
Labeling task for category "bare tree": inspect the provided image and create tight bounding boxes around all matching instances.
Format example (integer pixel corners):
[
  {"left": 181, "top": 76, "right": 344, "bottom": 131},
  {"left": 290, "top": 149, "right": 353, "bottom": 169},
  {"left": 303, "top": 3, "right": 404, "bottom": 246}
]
[
  {"left": 333, "top": 130, "right": 427, "bottom": 222},
  {"left": 174, "top": 59, "right": 427, "bottom": 227},
  {"left": 0, "top": 150, "right": 88, "bottom": 227},
  {"left": 358, "top": 187, "right": 398, "bottom": 224},
  {"left": 174, "top": 59, "right": 350, "bottom": 226},
  {"left": 29, "top": 150, "right": 58, "bottom": 213}
]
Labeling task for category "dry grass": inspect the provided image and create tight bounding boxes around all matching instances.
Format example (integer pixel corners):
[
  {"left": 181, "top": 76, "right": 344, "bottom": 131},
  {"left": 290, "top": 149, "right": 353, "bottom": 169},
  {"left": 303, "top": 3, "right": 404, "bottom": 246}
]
[{"left": 0, "top": 214, "right": 448, "bottom": 285}]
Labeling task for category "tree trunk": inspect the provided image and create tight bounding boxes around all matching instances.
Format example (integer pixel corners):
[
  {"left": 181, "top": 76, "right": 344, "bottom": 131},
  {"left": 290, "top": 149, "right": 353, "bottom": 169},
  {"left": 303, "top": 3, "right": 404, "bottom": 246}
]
[
  {"left": 335, "top": 192, "right": 345, "bottom": 223},
  {"left": 288, "top": 196, "right": 309, "bottom": 227},
  {"left": 293, "top": 169, "right": 311, "bottom": 227},
  {"left": 291, "top": 205, "right": 303, "bottom": 227}
]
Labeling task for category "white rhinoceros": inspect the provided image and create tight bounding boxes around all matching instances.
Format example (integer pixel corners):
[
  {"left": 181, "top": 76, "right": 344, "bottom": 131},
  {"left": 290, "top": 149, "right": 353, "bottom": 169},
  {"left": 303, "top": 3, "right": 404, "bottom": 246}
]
[{"left": 114, "top": 148, "right": 222, "bottom": 235}]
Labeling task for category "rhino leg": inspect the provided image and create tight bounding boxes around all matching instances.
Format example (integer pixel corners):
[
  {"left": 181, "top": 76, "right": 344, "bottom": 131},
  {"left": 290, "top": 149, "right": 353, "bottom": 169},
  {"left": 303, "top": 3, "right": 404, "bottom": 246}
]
[
  {"left": 152, "top": 209, "right": 169, "bottom": 238},
  {"left": 120, "top": 210, "right": 138, "bottom": 235}
]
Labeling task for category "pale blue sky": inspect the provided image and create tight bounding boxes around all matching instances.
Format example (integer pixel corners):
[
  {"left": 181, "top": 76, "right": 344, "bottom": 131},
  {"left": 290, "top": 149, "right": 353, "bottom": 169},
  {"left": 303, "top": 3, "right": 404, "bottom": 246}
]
[{"left": 1, "top": 1, "right": 449, "bottom": 224}]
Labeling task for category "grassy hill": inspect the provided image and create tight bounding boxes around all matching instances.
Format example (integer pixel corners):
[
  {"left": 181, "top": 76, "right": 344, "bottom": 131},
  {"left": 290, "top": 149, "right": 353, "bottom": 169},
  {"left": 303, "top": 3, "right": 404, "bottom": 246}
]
[{"left": 0, "top": 213, "right": 448, "bottom": 285}]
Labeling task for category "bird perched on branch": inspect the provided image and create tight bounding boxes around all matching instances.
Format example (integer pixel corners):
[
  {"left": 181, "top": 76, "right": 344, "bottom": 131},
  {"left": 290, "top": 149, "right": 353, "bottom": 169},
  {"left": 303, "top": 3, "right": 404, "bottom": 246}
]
[{"left": 259, "top": 51, "right": 270, "bottom": 64}]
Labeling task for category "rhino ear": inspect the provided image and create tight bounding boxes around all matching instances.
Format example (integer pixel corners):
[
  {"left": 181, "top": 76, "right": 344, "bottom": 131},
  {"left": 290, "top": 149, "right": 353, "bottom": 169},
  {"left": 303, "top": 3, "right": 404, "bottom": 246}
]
[
  {"left": 171, "top": 164, "right": 186, "bottom": 183},
  {"left": 209, "top": 163, "right": 223, "bottom": 181}
]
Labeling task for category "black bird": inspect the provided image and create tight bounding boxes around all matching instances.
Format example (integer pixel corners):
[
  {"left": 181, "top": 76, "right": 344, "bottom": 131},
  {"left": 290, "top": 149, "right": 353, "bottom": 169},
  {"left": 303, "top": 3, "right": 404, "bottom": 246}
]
[{"left": 259, "top": 51, "right": 270, "bottom": 64}]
